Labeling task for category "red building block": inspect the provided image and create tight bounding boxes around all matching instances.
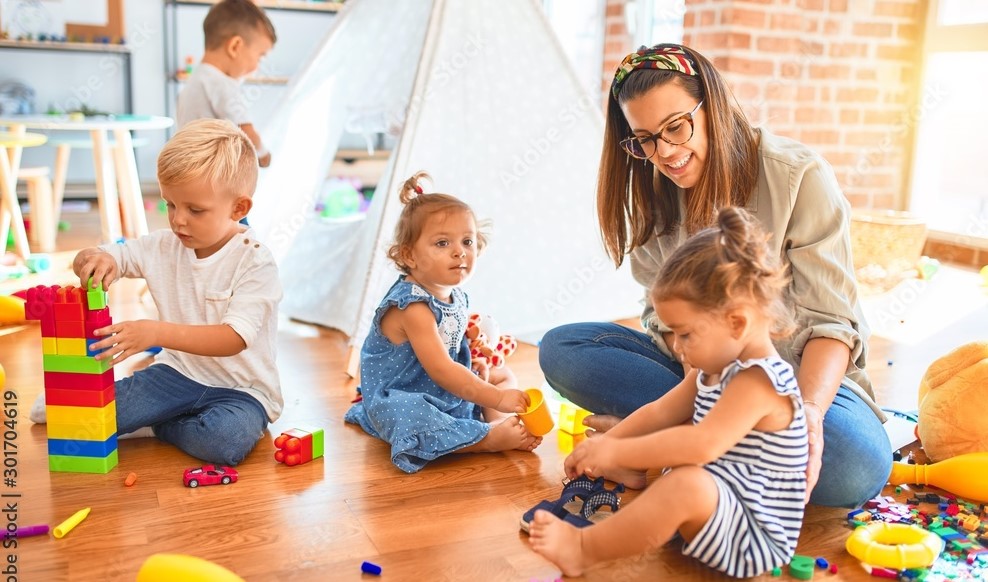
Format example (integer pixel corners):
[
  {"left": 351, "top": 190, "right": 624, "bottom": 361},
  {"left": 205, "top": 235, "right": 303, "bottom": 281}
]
[
  {"left": 54, "top": 286, "right": 84, "bottom": 321},
  {"left": 46, "top": 385, "right": 116, "bottom": 407},
  {"left": 44, "top": 370, "right": 115, "bottom": 391},
  {"left": 273, "top": 428, "right": 325, "bottom": 466}
]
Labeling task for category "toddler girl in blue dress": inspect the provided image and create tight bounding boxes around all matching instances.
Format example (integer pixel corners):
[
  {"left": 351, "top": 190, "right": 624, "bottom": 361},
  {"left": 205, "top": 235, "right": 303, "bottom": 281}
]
[{"left": 344, "top": 171, "right": 542, "bottom": 473}]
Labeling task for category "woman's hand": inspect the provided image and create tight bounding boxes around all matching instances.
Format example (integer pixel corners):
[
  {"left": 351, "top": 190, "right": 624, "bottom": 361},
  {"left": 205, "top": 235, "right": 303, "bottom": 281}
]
[
  {"left": 90, "top": 320, "right": 160, "bottom": 363},
  {"left": 803, "top": 401, "right": 825, "bottom": 502}
]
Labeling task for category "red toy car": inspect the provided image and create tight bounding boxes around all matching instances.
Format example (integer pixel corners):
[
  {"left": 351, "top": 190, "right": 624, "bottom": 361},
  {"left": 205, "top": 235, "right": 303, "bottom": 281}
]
[{"left": 183, "top": 465, "right": 238, "bottom": 488}]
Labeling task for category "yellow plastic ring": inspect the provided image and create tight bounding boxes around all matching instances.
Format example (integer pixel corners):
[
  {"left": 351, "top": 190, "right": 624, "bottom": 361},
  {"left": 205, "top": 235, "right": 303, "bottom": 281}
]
[{"left": 845, "top": 522, "right": 943, "bottom": 569}]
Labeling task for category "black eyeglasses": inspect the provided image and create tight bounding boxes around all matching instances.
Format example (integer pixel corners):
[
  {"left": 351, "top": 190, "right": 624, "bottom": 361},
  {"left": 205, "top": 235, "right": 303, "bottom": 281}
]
[{"left": 620, "top": 101, "right": 703, "bottom": 160}]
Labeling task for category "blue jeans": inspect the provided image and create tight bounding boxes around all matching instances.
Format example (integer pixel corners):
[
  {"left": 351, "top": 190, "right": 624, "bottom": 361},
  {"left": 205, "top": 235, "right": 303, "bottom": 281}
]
[
  {"left": 116, "top": 364, "right": 268, "bottom": 466},
  {"left": 539, "top": 322, "right": 891, "bottom": 508}
]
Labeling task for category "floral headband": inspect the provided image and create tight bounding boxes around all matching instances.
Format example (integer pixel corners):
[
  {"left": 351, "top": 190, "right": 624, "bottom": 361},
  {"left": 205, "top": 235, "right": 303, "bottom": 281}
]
[{"left": 611, "top": 44, "right": 699, "bottom": 99}]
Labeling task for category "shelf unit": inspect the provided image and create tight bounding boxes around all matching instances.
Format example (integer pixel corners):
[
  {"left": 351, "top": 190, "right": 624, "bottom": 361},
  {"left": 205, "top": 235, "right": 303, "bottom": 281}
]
[
  {"left": 0, "top": 40, "right": 133, "bottom": 112},
  {"left": 162, "top": 0, "right": 342, "bottom": 121}
]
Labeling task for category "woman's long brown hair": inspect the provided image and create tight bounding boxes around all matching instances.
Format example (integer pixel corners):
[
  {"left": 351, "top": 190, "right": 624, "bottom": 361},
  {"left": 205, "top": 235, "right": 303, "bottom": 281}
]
[{"left": 597, "top": 46, "right": 760, "bottom": 267}]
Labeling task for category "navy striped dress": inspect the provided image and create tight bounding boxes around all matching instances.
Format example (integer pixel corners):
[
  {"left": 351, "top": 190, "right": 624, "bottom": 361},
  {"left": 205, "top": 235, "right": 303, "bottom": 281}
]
[{"left": 682, "top": 358, "right": 809, "bottom": 578}]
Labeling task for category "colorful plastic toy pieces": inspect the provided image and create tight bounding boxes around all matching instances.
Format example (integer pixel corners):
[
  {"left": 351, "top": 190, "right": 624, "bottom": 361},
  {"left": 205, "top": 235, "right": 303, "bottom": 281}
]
[
  {"left": 53, "top": 507, "right": 91, "bottom": 539},
  {"left": 360, "top": 561, "right": 382, "bottom": 575},
  {"left": 273, "top": 427, "right": 324, "bottom": 466}
]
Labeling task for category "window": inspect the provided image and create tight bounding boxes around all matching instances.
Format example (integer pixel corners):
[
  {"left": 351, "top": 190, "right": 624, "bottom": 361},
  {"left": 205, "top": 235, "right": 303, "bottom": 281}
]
[
  {"left": 628, "top": 0, "right": 686, "bottom": 47},
  {"left": 542, "top": 0, "right": 606, "bottom": 101},
  {"left": 908, "top": 0, "right": 988, "bottom": 246}
]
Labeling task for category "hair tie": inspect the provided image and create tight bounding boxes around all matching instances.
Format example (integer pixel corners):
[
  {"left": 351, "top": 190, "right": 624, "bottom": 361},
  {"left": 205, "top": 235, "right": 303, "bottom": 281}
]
[
  {"left": 611, "top": 44, "right": 698, "bottom": 99},
  {"left": 413, "top": 184, "right": 423, "bottom": 195}
]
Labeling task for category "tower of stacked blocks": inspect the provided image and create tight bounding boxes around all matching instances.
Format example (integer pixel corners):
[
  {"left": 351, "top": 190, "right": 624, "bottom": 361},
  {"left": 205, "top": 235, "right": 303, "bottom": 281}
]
[{"left": 25, "top": 282, "right": 118, "bottom": 473}]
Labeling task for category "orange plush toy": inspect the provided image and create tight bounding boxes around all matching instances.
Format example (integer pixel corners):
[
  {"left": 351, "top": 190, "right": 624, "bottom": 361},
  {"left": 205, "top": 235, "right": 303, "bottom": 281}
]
[
  {"left": 465, "top": 313, "right": 518, "bottom": 369},
  {"left": 916, "top": 342, "right": 988, "bottom": 462}
]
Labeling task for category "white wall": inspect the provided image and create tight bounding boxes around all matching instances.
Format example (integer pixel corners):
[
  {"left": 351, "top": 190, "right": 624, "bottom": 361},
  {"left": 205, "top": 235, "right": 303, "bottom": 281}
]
[{"left": 0, "top": 0, "right": 337, "bottom": 192}]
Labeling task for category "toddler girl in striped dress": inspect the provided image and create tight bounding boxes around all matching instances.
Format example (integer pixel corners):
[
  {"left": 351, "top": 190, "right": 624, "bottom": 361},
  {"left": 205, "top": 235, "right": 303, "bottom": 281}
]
[{"left": 530, "top": 207, "right": 808, "bottom": 577}]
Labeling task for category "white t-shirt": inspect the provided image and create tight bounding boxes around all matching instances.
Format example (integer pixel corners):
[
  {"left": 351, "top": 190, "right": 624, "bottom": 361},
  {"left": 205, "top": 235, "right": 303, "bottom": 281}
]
[
  {"left": 176, "top": 62, "right": 250, "bottom": 128},
  {"left": 101, "top": 228, "right": 283, "bottom": 421}
]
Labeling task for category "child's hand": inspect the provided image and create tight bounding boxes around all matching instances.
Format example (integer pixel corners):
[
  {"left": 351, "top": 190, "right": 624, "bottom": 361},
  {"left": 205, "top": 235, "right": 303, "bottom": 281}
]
[
  {"left": 259, "top": 151, "right": 272, "bottom": 168},
  {"left": 89, "top": 320, "right": 159, "bottom": 362},
  {"left": 494, "top": 388, "right": 529, "bottom": 414},
  {"left": 564, "top": 435, "right": 618, "bottom": 481},
  {"left": 74, "top": 250, "right": 119, "bottom": 291},
  {"left": 471, "top": 359, "right": 490, "bottom": 382}
]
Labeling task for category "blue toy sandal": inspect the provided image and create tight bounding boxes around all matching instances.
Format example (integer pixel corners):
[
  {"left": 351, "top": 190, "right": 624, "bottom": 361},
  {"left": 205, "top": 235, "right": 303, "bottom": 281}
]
[{"left": 519, "top": 475, "right": 624, "bottom": 533}]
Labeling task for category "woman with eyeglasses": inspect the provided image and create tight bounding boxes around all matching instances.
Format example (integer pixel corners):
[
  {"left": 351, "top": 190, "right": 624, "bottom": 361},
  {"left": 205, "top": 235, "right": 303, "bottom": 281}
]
[{"left": 538, "top": 44, "right": 890, "bottom": 508}]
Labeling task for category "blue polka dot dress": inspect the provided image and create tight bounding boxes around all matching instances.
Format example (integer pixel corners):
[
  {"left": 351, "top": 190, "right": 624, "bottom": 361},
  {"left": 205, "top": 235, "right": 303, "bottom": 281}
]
[{"left": 344, "top": 277, "right": 490, "bottom": 473}]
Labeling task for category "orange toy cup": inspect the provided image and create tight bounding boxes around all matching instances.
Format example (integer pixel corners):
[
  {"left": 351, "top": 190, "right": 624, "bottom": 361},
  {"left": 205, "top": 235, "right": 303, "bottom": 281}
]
[{"left": 518, "top": 388, "right": 554, "bottom": 437}]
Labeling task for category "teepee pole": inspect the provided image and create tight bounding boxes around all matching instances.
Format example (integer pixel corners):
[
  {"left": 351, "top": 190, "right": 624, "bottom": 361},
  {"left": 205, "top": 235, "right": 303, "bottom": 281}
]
[{"left": 345, "top": 0, "right": 449, "bottom": 378}]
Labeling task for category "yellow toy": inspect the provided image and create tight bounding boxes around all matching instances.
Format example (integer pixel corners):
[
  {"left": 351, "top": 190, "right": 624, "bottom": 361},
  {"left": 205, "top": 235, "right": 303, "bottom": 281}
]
[
  {"left": 916, "top": 342, "right": 988, "bottom": 462},
  {"left": 558, "top": 402, "right": 590, "bottom": 435},
  {"left": 845, "top": 522, "right": 943, "bottom": 569},
  {"left": 0, "top": 295, "right": 25, "bottom": 325},
  {"left": 887, "top": 452, "right": 988, "bottom": 502},
  {"left": 137, "top": 554, "right": 244, "bottom": 582}
]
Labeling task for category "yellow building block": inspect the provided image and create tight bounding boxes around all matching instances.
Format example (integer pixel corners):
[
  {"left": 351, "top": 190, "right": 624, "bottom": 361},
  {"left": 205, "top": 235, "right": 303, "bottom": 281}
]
[
  {"left": 558, "top": 402, "right": 591, "bottom": 435},
  {"left": 557, "top": 431, "right": 588, "bottom": 454},
  {"left": 47, "top": 401, "right": 117, "bottom": 426},
  {"left": 56, "top": 338, "right": 88, "bottom": 356},
  {"left": 41, "top": 337, "right": 57, "bottom": 355},
  {"left": 47, "top": 419, "right": 116, "bottom": 442}
]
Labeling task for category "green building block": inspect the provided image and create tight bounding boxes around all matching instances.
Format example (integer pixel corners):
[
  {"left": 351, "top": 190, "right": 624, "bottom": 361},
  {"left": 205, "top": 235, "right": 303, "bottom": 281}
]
[
  {"left": 311, "top": 428, "right": 325, "bottom": 459},
  {"left": 43, "top": 354, "right": 113, "bottom": 375},
  {"left": 86, "top": 288, "right": 107, "bottom": 310},
  {"left": 49, "top": 450, "right": 118, "bottom": 474},
  {"left": 788, "top": 555, "right": 815, "bottom": 580}
]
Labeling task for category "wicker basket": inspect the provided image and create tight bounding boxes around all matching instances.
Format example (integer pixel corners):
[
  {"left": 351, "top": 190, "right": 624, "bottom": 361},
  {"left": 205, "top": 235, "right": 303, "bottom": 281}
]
[{"left": 850, "top": 210, "right": 928, "bottom": 272}]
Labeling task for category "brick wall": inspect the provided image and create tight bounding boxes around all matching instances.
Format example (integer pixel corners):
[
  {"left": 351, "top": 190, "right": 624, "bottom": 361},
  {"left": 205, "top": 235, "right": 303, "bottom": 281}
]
[
  {"left": 600, "top": 0, "right": 924, "bottom": 211},
  {"left": 681, "top": 0, "right": 924, "bottom": 212},
  {"left": 602, "top": 0, "right": 634, "bottom": 108}
]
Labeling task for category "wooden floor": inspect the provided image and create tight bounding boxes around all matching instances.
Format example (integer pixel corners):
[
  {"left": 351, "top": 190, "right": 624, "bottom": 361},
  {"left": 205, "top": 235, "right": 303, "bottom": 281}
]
[{"left": 1, "top": 202, "right": 986, "bottom": 581}]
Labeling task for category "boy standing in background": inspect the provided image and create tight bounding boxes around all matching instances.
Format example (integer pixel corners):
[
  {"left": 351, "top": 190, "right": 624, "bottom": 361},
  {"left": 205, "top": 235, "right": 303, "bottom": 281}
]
[{"left": 177, "top": 0, "right": 276, "bottom": 168}]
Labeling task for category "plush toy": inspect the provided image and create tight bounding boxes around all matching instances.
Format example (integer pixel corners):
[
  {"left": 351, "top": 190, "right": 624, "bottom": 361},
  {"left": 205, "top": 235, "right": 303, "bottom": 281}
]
[
  {"left": 465, "top": 313, "right": 517, "bottom": 369},
  {"left": 916, "top": 342, "right": 988, "bottom": 462}
]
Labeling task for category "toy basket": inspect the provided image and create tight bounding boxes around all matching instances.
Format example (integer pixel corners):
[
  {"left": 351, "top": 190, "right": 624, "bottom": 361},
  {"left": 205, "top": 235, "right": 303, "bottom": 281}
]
[{"left": 850, "top": 210, "right": 928, "bottom": 273}]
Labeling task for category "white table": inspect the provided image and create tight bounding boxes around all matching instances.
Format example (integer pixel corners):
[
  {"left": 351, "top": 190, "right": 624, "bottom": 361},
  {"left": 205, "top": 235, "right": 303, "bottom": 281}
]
[{"left": 0, "top": 114, "right": 173, "bottom": 245}]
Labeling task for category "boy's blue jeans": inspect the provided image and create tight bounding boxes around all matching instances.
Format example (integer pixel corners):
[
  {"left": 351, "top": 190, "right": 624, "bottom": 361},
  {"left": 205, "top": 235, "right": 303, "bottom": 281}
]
[
  {"left": 116, "top": 364, "right": 267, "bottom": 466},
  {"left": 539, "top": 322, "right": 892, "bottom": 508}
]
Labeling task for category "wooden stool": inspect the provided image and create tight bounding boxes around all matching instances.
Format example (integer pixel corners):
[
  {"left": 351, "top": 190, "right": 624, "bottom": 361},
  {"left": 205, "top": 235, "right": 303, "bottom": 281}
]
[
  {"left": 0, "top": 130, "right": 48, "bottom": 259},
  {"left": 17, "top": 166, "right": 56, "bottom": 252}
]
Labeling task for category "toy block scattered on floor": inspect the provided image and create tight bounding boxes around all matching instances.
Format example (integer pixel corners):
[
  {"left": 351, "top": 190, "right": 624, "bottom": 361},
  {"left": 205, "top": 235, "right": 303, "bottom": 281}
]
[
  {"left": 26, "top": 284, "right": 118, "bottom": 474},
  {"left": 558, "top": 402, "right": 591, "bottom": 435},
  {"left": 273, "top": 427, "right": 325, "bottom": 466}
]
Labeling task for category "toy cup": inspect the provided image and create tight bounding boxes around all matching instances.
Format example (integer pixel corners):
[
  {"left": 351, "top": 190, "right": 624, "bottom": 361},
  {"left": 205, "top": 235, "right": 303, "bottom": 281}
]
[{"left": 518, "top": 388, "right": 554, "bottom": 437}]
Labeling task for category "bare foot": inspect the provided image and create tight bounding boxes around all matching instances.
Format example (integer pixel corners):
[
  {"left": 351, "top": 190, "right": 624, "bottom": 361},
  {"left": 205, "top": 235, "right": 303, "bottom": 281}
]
[
  {"left": 529, "top": 509, "right": 586, "bottom": 577},
  {"left": 583, "top": 414, "right": 620, "bottom": 434},
  {"left": 460, "top": 416, "right": 542, "bottom": 453},
  {"left": 601, "top": 467, "right": 648, "bottom": 490}
]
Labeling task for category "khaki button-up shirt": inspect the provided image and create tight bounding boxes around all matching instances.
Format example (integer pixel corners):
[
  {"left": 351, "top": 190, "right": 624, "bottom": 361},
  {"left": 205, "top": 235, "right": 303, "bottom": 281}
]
[{"left": 630, "top": 128, "right": 883, "bottom": 420}]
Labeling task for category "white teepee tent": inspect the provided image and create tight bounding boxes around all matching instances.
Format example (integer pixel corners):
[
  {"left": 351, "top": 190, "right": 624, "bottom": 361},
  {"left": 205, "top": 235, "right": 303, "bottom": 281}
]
[{"left": 250, "top": 0, "right": 641, "bottom": 360}]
